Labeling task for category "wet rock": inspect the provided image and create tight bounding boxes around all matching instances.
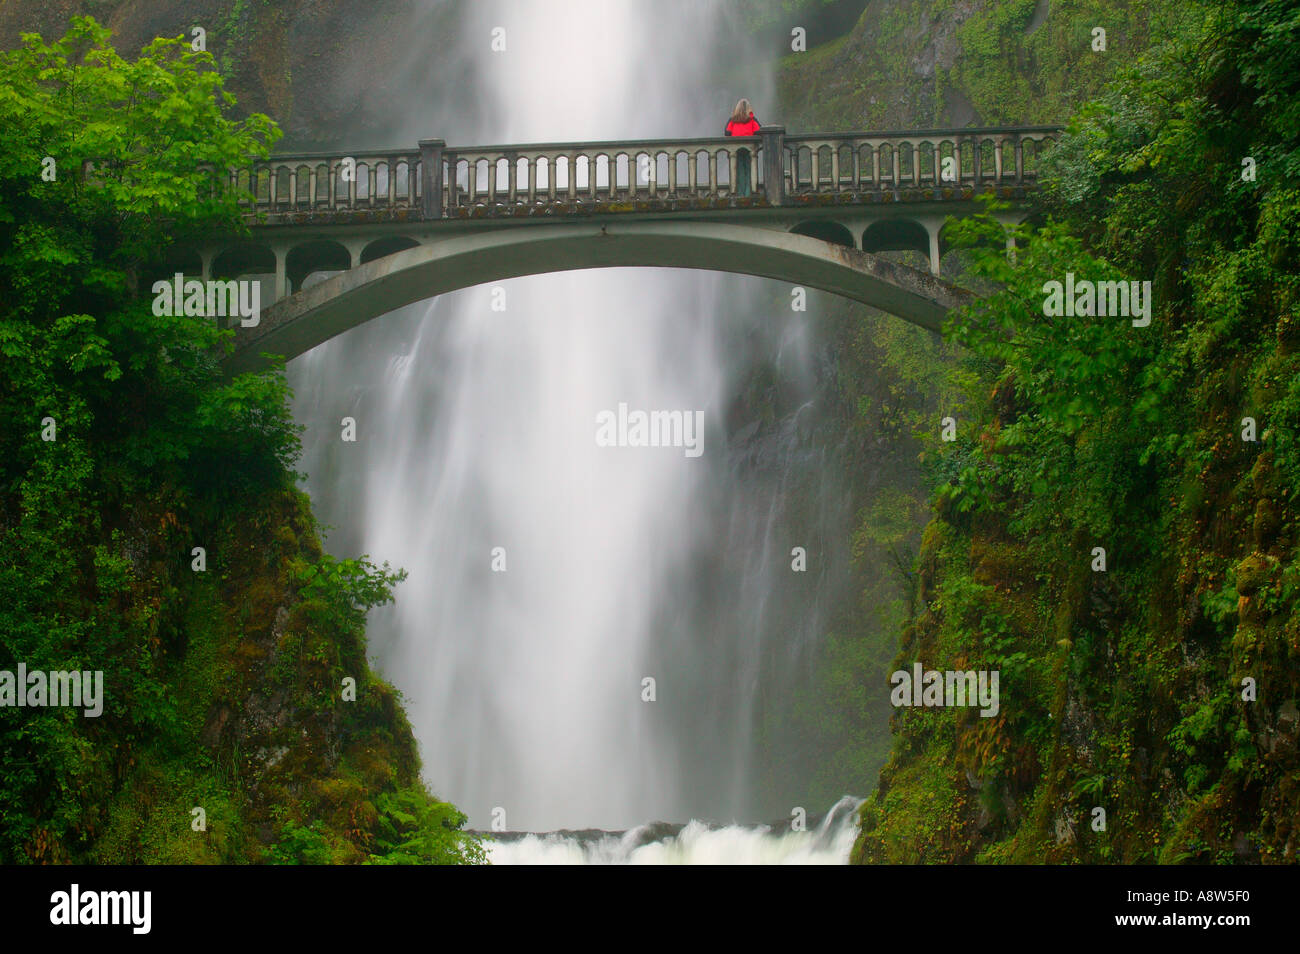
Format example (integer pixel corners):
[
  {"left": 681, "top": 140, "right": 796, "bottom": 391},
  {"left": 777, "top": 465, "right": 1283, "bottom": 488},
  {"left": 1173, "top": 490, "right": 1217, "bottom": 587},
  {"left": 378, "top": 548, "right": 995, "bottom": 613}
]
[
  {"left": 1278, "top": 699, "right": 1299, "bottom": 734},
  {"left": 1054, "top": 810, "right": 1077, "bottom": 845},
  {"left": 1233, "top": 830, "right": 1256, "bottom": 860},
  {"left": 1253, "top": 498, "right": 1280, "bottom": 547},
  {"left": 200, "top": 703, "right": 232, "bottom": 749},
  {"left": 1234, "top": 552, "right": 1273, "bottom": 596}
]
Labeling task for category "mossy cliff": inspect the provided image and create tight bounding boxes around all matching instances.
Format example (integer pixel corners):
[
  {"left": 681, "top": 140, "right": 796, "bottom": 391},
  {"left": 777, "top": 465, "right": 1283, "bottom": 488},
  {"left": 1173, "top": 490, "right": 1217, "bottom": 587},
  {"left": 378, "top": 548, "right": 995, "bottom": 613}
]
[
  {"left": 0, "top": 0, "right": 465, "bottom": 148},
  {"left": 777, "top": 0, "right": 1171, "bottom": 130},
  {"left": 86, "top": 486, "right": 455, "bottom": 864},
  {"left": 778, "top": 0, "right": 1299, "bottom": 863},
  {"left": 0, "top": 16, "right": 481, "bottom": 864}
]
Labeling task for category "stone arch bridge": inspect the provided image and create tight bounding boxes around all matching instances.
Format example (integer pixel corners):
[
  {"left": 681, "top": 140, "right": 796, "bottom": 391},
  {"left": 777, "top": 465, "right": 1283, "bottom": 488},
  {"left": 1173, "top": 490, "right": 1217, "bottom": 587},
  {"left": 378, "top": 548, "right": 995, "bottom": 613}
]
[{"left": 165, "top": 125, "right": 1060, "bottom": 373}]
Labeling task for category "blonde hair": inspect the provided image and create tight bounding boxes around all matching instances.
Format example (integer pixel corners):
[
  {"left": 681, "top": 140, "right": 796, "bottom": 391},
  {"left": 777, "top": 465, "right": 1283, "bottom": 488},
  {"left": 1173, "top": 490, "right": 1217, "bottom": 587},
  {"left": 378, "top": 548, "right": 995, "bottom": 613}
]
[{"left": 730, "top": 98, "right": 752, "bottom": 124}]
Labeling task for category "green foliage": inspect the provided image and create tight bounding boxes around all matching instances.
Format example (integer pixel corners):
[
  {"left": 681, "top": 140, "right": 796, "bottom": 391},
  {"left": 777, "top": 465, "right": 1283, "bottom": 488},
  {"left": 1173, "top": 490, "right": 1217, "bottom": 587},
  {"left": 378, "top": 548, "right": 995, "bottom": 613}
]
[
  {"left": 266, "top": 813, "right": 339, "bottom": 865},
  {"left": 368, "top": 787, "right": 486, "bottom": 866},
  {"left": 0, "top": 17, "right": 474, "bottom": 864},
  {"left": 858, "top": 0, "right": 1300, "bottom": 863},
  {"left": 0, "top": 16, "right": 288, "bottom": 861},
  {"left": 294, "top": 555, "right": 408, "bottom": 621}
]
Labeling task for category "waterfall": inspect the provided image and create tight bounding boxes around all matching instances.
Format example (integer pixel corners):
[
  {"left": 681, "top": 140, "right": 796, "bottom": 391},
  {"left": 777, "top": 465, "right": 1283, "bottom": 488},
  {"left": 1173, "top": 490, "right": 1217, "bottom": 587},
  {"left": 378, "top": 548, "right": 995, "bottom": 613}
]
[{"left": 287, "top": 0, "right": 864, "bottom": 842}]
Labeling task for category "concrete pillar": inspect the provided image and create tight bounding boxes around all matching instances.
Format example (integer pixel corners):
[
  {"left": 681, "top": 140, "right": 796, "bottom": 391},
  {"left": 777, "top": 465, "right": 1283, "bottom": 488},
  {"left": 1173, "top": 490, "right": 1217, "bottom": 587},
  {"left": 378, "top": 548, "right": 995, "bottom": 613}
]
[
  {"left": 419, "top": 139, "right": 445, "bottom": 219},
  {"left": 995, "top": 211, "right": 1025, "bottom": 265},
  {"left": 273, "top": 246, "right": 287, "bottom": 301},
  {"left": 928, "top": 223, "right": 941, "bottom": 276},
  {"left": 759, "top": 125, "right": 785, "bottom": 206},
  {"left": 838, "top": 218, "right": 872, "bottom": 250}
]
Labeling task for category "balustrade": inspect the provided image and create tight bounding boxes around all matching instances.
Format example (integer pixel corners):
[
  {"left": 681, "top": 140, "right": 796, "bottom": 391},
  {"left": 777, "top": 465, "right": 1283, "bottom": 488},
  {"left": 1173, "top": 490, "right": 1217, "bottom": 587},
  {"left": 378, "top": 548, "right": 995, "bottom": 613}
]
[{"left": 231, "top": 126, "right": 1060, "bottom": 220}]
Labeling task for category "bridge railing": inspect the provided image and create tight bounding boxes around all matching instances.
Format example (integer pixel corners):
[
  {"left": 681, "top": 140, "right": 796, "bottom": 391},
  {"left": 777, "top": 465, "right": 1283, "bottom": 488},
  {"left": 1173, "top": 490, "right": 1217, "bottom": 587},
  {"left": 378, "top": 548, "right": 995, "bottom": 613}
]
[
  {"left": 782, "top": 126, "right": 1061, "bottom": 195},
  {"left": 226, "top": 149, "right": 425, "bottom": 215},
  {"left": 435, "top": 137, "right": 766, "bottom": 213},
  {"left": 229, "top": 126, "right": 1061, "bottom": 220}
]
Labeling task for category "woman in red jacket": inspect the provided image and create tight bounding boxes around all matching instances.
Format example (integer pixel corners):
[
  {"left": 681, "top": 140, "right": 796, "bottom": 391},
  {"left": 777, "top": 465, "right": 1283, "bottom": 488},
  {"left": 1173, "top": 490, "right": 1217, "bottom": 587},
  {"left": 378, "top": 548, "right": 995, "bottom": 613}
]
[{"left": 724, "top": 99, "right": 760, "bottom": 196}]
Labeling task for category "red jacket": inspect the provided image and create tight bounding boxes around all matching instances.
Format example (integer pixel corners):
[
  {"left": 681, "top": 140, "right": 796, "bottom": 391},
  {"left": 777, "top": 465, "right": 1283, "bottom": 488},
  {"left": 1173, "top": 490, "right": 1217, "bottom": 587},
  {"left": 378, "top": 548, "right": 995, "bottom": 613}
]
[{"left": 725, "top": 114, "right": 761, "bottom": 137}]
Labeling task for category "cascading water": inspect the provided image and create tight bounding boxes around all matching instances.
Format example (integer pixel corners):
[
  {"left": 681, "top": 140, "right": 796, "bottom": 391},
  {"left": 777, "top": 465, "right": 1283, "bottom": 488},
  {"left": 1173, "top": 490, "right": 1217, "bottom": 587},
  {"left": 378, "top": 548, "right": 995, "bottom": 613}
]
[
  {"left": 487, "top": 796, "right": 864, "bottom": 865},
  {"left": 287, "top": 0, "right": 868, "bottom": 860}
]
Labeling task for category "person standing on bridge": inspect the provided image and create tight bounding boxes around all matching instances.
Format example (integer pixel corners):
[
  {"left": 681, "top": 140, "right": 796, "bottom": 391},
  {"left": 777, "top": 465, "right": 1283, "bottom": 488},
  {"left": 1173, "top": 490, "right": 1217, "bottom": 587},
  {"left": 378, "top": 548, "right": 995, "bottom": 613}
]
[{"left": 724, "top": 99, "right": 761, "bottom": 197}]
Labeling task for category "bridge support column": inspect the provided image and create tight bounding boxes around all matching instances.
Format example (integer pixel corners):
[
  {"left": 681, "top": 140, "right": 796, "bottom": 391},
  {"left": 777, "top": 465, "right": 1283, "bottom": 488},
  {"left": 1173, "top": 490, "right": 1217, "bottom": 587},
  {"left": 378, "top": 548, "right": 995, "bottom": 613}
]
[
  {"left": 759, "top": 125, "right": 785, "bottom": 206},
  {"left": 995, "top": 211, "right": 1026, "bottom": 265},
  {"left": 273, "top": 247, "right": 287, "bottom": 301},
  {"left": 907, "top": 214, "right": 948, "bottom": 276},
  {"left": 343, "top": 241, "right": 364, "bottom": 269},
  {"left": 420, "top": 139, "right": 445, "bottom": 219}
]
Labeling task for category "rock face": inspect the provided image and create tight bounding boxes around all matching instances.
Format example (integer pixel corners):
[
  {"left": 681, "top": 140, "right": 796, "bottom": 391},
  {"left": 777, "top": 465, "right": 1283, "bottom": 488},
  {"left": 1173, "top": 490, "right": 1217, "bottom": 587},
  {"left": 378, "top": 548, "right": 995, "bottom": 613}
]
[
  {"left": 0, "top": 1, "right": 461, "bottom": 147},
  {"left": 775, "top": 0, "right": 1164, "bottom": 131}
]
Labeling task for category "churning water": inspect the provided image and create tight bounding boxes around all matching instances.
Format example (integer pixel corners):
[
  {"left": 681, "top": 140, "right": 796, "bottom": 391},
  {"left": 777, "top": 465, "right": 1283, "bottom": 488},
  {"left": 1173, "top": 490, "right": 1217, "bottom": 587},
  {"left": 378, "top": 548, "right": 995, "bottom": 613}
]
[
  {"left": 287, "top": 0, "right": 864, "bottom": 855},
  {"left": 487, "top": 796, "right": 863, "bottom": 864}
]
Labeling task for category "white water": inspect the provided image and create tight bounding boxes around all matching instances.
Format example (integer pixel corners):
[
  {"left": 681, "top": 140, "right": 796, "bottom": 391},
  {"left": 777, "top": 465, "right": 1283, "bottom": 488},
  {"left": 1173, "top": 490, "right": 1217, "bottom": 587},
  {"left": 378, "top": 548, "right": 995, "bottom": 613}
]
[
  {"left": 287, "top": 0, "right": 864, "bottom": 855},
  {"left": 488, "top": 797, "right": 863, "bottom": 865}
]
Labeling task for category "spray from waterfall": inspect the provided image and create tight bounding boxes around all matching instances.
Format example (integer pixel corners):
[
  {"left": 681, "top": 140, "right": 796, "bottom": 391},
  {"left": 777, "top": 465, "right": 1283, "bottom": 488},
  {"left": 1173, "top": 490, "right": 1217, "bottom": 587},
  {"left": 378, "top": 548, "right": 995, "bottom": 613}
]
[{"left": 287, "top": 0, "right": 860, "bottom": 835}]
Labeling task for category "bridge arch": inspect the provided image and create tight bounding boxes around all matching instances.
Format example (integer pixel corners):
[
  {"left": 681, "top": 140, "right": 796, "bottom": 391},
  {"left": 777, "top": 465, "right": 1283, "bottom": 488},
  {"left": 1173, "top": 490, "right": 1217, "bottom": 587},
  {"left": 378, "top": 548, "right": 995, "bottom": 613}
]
[
  {"left": 790, "top": 221, "right": 855, "bottom": 249},
  {"left": 361, "top": 236, "right": 422, "bottom": 264},
  {"left": 224, "top": 221, "right": 971, "bottom": 375},
  {"left": 211, "top": 242, "right": 275, "bottom": 280},
  {"left": 286, "top": 240, "right": 351, "bottom": 293},
  {"left": 142, "top": 249, "right": 203, "bottom": 291},
  {"left": 861, "top": 218, "right": 930, "bottom": 258}
]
